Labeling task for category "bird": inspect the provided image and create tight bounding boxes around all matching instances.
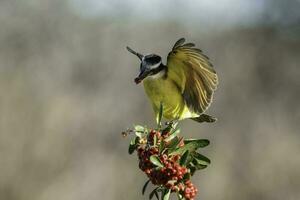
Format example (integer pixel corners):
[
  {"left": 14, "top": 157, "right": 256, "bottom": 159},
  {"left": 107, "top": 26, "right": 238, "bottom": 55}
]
[{"left": 127, "top": 38, "right": 218, "bottom": 124}]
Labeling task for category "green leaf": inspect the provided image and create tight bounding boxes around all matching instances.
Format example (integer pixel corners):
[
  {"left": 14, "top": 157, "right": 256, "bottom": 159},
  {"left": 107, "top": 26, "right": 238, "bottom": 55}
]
[
  {"left": 162, "top": 121, "right": 178, "bottom": 134},
  {"left": 164, "top": 128, "right": 180, "bottom": 142},
  {"left": 150, "top": 155, "right": 164, "bottom": 168},
  {"left": 154, "top": 191, "right": 159, "bottom": 200},
  {"left": 135, "top": 131, "right": 144, "bottom": 138},
  {"left": 162, "top": 125, "right": 172, "bottom": 135},
  {"left": 191, "top": 159, "right": 208, "bottom": 170},
  {"left": 177, "top": 193, "right": 184, "bottom": 200},
  {"left": 134, "top": 125, "right": 146, "bottom": 138},
  {"left": 192, "top": 152, "right": 211, "bottom": 165},
  {"left": 128, "top": 137, "right": 137, "bottom": 154},
  {"left": 189, "top": 165, "right": 197, "bottom": 176},
  {"left": 128, "top": 144, "right": 135, "bottom": 154},
  {"left": 179, "top": 150, "right": 189, "bottom": 166},
  {"left": 171, "top": 139, "right": 210, "bottom": 155},
  {"left": 142, "top": 180, "right": 150, "bottom": 195},
  {"left": 159, "top": 139, "right": 165, "bottom": 154},
  {"left": 158, "top": 103, "right": 163, "bottom": 127},
  {"left": 184, "top": 139, "right": 210, "bottom": 148},
  {"left": 134, "top": 125, "right": 145, "bottom": 132},
  {"left": 153, "top": 134, "right": 157, "bottom": 146},
  {"left": 183, "top": 171, "right": 191, "bottom": 180},
  {"left": 149, "top": 187, "right": 160, "bottom": 200},
  {"left": 162, "top": 189, "right": 171, "bottom": 200},
  {"left": 186, "top": 153, "right": 194, "bottom": 166},
  {"left": 167, "top": 137, "right": 180, "bottom": 153}
]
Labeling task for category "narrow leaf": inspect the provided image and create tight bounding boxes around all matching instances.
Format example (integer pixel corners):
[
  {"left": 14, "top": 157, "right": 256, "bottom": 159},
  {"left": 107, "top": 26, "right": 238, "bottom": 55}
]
[
  {"left": 134, "top": 125, "right": 146, "bottom": 138},
  {"left": 128, "top": 144, "right": 135, "bottom": 154},
  {"left": 142, "top": 180, "right": 150, "bottom": 195},
  {"left": 149, "top": 189, "right": 158, "bottom": 200},
  {"left": 150, "top": 155, "right": 164, "bottom": 168},
  {"left": 153, "top": 134, "right": 157, "bottom": 146},
  {"left": 165, "top": 128, "right": 180, "bottom": 142},
  {"left": 162, "top": 189, "right": 171, "bottom": 200},
  {"left": 193, "top": 152, "right": 211, "bottom": 165},
  {"left": 177, "top": 193, "right": 184, "bottom": 200},
  {"left": 183, "top": 171, "right": 191, "bottom": 180},
  {"left": 184, "top": 139, "right": 210, "bottom": 148},
  {"left": 159, "top": 139, "right": 165, "bottom": 153},
  {"left": 171, "top": 139, "right": 209, "bottom": 155},
  {"left": 128, "top": 137, "right": 137, "bottom": 154},
  {"left": 189, "top": 165, "right": 197, "bottom": 176},
  {"left": 191, "top": 159, "right": 208, "bottom": 170},
  {"left": 162, "top": 124, "right": 172, "bottom": 135},
  {"left": 179, "top": 150, "right": 189, "bottom": 166},
  {"left": 134, "top": 125, "right": 145, "bottom": 132},
  {"left": 154, "top": 191, "right": 159, "bottom": 200},
  {"left": 167, "top": 137, "right": 180, "bottom": 153},
  {"left": 149, "top": 187, "right": 160, "bottom": 200},
  {"left": 158, "top": 103, "right": 163, "bottom": 127}
]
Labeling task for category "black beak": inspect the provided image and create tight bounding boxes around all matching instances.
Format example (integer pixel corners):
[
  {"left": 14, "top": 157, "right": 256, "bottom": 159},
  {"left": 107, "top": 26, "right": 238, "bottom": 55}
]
[
  {"left": 126, "top": 46, "right": 144, "bottom": 60},
  {"left": 126, "top": 46, "right": 149, "bottom": 84},
  {"left": 134, "top": 68, "right": 151, "bottom": 84}
]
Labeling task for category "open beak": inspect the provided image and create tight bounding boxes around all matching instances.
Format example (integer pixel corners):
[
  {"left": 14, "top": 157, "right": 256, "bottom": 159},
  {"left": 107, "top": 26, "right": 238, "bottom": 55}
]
[
  {"left": 134, "top": 69, "right": 150, "bottom": 84},
  {"left": 126, "top": 46, "right": 148, "bottom": 84}
]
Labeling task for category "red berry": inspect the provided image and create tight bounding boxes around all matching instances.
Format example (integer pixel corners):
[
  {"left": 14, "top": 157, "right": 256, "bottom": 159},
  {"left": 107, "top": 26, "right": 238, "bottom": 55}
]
[
  {"left": 191, "top": 192, "right": 196, "bottom": 197},
  {"left": 185, "top": 187, "right": 191, "bottom": 194},
  {"left": 166, "top": 182, "right": 173, "bottom": 188},
  {"left": 156, "top": 132, "right": 161, "bottom": 138},
  {"left": 167, "top": 163, "right": 172, "bottom": 169},
  {"left": 162, "top": 154, "right": 168, "bottom": 161},
  {"left": 182, "top": 167, "right": 188, "bottom": 174},
  {"left": 173, "top": 155, "right": 180, "bottom": 161},
  {"left": 179, "top": 139, "right": 185, "bottom": 147},
  {"left": 185, "top": 193, "right": 191, "bottom": 199}
]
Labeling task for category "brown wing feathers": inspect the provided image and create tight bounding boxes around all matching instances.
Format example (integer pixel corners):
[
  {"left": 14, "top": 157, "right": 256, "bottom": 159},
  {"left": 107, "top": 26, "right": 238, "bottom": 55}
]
[{"left": 168, "top": 38, "right": 218, "bottom": 114}]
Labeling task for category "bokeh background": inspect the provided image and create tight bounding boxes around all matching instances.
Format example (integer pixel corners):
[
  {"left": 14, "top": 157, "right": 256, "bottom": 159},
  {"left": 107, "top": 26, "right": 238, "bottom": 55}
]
[{"left": 1, "top": 0, "right": 300, "bottom": 200}]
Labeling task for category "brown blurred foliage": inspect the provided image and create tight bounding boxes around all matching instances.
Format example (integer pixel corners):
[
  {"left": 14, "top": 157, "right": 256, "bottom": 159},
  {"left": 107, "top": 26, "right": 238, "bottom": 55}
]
[{"left": 0, "top": 1, "right": 299, "bottom": 200}]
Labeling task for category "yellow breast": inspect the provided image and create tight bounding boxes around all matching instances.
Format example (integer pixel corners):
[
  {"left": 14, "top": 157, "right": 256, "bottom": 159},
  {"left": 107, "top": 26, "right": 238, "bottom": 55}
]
[{"left": 143, "top": 76, "right": 197, "bottom": 121}]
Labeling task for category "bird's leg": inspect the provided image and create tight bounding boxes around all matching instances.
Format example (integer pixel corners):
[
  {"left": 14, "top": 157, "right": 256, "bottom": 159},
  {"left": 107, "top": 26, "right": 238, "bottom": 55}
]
[
  {"left": 165, "top": 119, "right": 179, "bottom": 128},
  {"left": 165, "top": 120, "right": 174, "bottom": 126}
]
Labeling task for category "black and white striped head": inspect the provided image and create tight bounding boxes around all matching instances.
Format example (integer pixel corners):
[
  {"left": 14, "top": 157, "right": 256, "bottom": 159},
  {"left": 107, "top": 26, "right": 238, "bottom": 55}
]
[{"left": 126, "top": 46, "right": 164, "bottom": 84}]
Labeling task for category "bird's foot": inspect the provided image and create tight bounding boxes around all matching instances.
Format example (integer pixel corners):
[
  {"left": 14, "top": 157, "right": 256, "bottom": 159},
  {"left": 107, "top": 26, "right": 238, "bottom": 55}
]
[{"left": 165, "top": 119, "right": 179, "bottom": 127}]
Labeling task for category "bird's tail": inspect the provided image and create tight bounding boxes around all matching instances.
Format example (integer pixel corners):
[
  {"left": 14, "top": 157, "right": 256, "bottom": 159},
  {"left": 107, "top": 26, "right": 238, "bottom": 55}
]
[{"left": 191, "top": 114, "right": 217, "bottom": 123}]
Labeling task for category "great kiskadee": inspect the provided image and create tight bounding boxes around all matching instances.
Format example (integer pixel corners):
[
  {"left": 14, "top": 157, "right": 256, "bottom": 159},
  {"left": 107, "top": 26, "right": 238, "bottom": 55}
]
[{"left": 127, "top": 38, "right": 218, "bottom": 124}]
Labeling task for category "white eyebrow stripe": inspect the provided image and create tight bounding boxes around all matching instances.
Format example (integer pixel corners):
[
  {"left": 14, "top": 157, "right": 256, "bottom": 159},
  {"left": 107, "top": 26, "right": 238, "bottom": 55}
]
[{"left": 149, "top": 61, "right": 161, "bottom": 69}]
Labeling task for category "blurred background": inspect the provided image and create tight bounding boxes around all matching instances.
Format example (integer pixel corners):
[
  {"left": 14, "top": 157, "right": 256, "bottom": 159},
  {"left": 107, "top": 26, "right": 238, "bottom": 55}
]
[{"left": 0, "top": 0, "right": 300, "bottom": 199}]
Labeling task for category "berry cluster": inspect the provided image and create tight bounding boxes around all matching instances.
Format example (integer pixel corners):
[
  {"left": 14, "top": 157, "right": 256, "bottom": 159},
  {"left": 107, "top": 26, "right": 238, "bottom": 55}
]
[
  {"left": 182, "top": 180, "right": 198, "bottom": 200},
  {"left": 136, "top": 130, "right": 198, "bottom": 200}
]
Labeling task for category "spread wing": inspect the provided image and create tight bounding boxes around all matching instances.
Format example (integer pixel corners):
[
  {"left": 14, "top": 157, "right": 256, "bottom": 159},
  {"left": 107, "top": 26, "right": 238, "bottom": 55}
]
[{"left": 166, "top": 38, "right": 218, "bottom": 114}]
